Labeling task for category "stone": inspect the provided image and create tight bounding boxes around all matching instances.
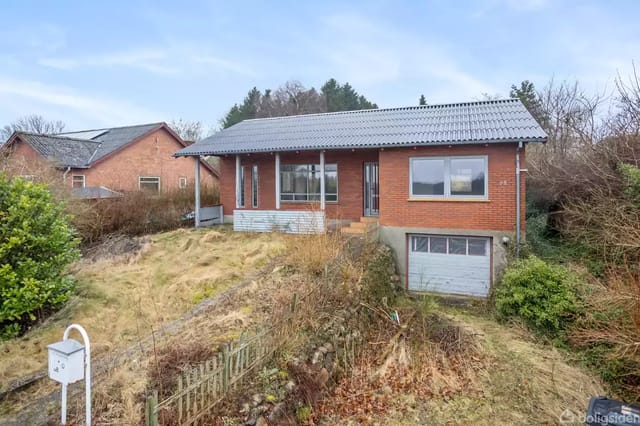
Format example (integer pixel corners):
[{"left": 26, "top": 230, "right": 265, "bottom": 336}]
[
  {"left": 318, "top": 346, "right": 328, "bottom": 354},
  {"left": 324, "top": 342, "right": 335, "bottom": 352},
  {"left": 252, "top": 393, "right": 263, "bottom": 405},
  {"left": 256, "top": 416, "right": 268, "bottom": 426}
]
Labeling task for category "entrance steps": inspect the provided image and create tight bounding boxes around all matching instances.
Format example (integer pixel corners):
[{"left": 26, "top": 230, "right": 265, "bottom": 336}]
[{"left": 340, "top": 217, "right": 379, "bottom": 236}]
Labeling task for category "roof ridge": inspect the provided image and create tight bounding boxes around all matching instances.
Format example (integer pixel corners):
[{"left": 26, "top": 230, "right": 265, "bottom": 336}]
[
  {"left": 240, "top": 99, "right": 520, "bottom": 123},
  {"left": 17, "top": 131, "right": 103, "bottom": 144},
  {"left": 55, "top": 122, "right": 165, "bottom": 135}
]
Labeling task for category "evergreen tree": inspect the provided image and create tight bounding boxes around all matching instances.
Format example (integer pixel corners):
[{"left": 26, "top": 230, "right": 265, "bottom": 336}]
[
  {"left": 510, "top": 80, "right": 546, "bottom": 125},
  {"left": 221, "top": 87, "right": 262, "bottom": 128},
  {"left": 419, "top": 94, "right": 427, "bottom": 106}
]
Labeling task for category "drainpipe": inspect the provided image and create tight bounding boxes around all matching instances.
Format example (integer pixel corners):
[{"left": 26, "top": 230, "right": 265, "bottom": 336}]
[
  {"left": 62, "top": 166, "right": 71, "bottom": 186},
  {"left": 515, "top": 142, "right": 523, "bottom": 258}
]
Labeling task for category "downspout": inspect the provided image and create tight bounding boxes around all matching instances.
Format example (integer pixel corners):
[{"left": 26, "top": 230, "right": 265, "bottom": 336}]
[
  {"left": 62, "top": 166, "right": 71, "bottom": 186},
  {"left": 515, "top": 142, "right": 523, "bottom": 258}
]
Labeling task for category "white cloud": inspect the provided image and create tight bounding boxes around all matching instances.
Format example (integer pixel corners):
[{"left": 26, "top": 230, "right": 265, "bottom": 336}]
[
  {"left": 315, "top": 13, "right": 497, "bottom": 103},
  {"left": 0, "top": 76, "right": 160, "bottom": 127},
  {"left": 39, "top": 44, "right": 256, "bottom": 77}
]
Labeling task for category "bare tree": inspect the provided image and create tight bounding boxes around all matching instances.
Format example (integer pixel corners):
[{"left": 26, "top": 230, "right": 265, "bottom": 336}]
[
  {"left": 169, "top": 119, "right": 204, "bottom": 143},
  {"left": 257, "top": 81, "right": 326, "bottom": 118},
  {"left": 1, "top": 114, "right": 66, "bottom": 142}
]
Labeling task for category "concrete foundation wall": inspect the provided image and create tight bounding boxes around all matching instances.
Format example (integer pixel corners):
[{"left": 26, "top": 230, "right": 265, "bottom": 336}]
[{"left": 379, "top": 226, "right": 513, "bottom": 293}]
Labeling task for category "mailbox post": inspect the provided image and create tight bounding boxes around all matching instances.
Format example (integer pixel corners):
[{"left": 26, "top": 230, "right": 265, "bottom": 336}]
[{"left": 47, "top": 324, "right": 91, "bottom": 426}]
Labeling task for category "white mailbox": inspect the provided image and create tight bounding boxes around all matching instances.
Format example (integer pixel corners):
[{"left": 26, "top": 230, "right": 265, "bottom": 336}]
[{"left": 48, "top": 338, "right": 85, "bottom": 384}]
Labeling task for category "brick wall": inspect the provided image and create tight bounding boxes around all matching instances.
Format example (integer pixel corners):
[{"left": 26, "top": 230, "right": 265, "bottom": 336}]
[
  {"left": 379, "top": 143, "right": 525, "bottom": 231},
  {"left": 75, "top": 128, "right": 217, "bottom": 191},
  {"left": 219, "top": 149, "right": 379, "bottom": 221}
]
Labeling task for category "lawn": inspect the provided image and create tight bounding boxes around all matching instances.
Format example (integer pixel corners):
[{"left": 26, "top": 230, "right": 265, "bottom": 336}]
[{"left": 0, "top": 226, "right": 286, "bottom": 391}]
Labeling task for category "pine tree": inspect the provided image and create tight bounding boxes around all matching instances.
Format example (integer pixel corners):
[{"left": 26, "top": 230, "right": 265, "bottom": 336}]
[{"left": 510, "top": 80, "right": 546, "bottom": 125}]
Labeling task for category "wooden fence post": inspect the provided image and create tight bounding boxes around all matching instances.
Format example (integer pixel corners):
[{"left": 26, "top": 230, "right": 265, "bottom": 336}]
[
  {"left": 146, "top": 390, "right": 158, "bottom": 426},
  {"left": 291, "top": 292, "right": 298, "bottom": 314}
]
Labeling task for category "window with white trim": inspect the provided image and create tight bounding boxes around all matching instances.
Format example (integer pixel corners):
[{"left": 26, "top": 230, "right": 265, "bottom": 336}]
[
  {"left": 411, "top": 235, "right": 488, "bottom": 256},
  {"left": 179, "top": 176, "right": 187, "bottom": 189},
  {"left": 410, "top": 156, "right": 488, "bottom": 198},
  {"left": 280, "top": 164, "right": 337, "bottom": 202},
  {"left": 139, "top": 176, "right": 161, "bottom": 193},
  {"left": 72, "top": 175, "right": 85, "bottom": 188}
]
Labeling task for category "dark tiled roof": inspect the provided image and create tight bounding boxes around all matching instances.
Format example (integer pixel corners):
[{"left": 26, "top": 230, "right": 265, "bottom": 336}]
[
  {"left": 176, "top": 99, "right": 547, "bottom": 156},
  {"left": 13, "top": 123, "right": 163, "bottom": 168},
  {"left": 17, "top": 133, "right": 101, "bottom": 168},
  {"left": 57, "top": 122, "right": 162, "bottom": 162}
]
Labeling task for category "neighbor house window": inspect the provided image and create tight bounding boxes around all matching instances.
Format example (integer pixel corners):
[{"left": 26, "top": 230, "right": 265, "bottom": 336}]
[
  {"left": 251, "top": 165, "right": 258, "bottom": 208},
  {"left": 72, "top": 175, "right": 85, "bottom": 188},
  {"left": 139, "top": 176, "right": 161, "bottom": 193},
  {"left": 179, "top": 176, "right": 187, "bottom": 189},
  {"left": 280, "top": 164, "right": 337, "bottom": 202},
  {"left": 410, "top": 156, "right": 487, "bottom": 198}
]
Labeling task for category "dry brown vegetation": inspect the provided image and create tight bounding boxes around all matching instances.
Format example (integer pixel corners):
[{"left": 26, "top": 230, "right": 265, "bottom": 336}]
[{"left": 0, "top": 227, "right": 285, "bottom": 392}]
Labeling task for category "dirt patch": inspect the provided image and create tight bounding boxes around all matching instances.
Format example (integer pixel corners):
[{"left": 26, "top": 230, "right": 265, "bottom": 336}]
[{"left": 80, "top": 233, "right": 148, "bottom": 262}]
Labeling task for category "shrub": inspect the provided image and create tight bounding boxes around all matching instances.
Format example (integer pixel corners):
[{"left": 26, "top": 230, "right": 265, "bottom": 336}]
[
  {"left": 0, "top": 175, "right": 80, "bottom": 337},
  {"left": 495, "top": 256, "right": 581, "bottom": 337}
]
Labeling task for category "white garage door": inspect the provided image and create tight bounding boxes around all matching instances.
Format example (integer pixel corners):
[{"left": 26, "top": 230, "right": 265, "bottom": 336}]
[{"left": 408, "top": 235, "right": 491, "bottom": 297}]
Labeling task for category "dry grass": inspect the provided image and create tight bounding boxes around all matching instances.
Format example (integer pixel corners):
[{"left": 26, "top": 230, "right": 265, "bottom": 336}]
[
  {"left": 0, "top": 226, "right": 285, "bottom": 390},
  {"left": 317, "top": 305, "right": 604, "bottom": 426}
]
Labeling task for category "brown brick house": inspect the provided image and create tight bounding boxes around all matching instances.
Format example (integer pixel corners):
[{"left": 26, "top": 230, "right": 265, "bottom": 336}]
[
  {"left": 175, "top": 100, "right": 547, "bottom": 297},
  {"left": 3, "top": 122, "right": 218, "bottom": 197}
]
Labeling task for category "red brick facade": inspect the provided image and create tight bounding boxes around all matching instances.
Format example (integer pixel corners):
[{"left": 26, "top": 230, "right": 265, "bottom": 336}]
[
  {"left": 379, "top": 143, "right": 525, "bottom": 231},
  {"left": 221, "top": 143, "right": 525, "bottom": 232},
  {"left": 6, "top": 127, "right": 218, "bottom": 192}
]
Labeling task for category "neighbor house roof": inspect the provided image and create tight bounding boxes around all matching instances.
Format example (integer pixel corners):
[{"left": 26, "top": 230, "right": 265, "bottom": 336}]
[
  {"left": 175, "top": 99, "right": 548, "bottom": 157},
  {"left": 16, "top": 133, "right": 102, "bottom": 168},
  {"left": 5, "top": 123, "right": 219, "bottom": 176}
]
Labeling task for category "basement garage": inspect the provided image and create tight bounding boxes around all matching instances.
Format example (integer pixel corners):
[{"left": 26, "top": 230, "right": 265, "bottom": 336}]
[{"left": 407, "top": 234, "right": 491, "bottom": 297}]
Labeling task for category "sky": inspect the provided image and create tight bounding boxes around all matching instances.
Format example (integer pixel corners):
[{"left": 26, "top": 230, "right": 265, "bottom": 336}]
[{"left": 0, "top": 0, "right": 638, "bottom": 132}]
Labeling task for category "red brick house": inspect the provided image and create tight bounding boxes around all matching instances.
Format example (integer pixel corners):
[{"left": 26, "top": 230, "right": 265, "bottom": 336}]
[
  {"left": 3, "top": 122, "right": 218, "bottom": 198},
  {"left": 175, "top": 100, "right": 547, "bottom": 297}
]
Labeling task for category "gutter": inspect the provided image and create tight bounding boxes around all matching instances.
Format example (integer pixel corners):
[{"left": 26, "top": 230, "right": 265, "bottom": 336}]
[
  {"left": 62, "top": 166, "right": 71, "bottom": 186},
  {"left": 516, "top": 141, "right": 523, "bottom": 258}
]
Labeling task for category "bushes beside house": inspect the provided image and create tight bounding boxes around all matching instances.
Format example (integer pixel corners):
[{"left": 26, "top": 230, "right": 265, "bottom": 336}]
[{"left": 0, "top": 175, "right": 79, "bottom": 338}]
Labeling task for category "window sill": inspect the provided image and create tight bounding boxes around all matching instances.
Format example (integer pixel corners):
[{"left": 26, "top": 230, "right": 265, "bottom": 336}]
[{"left": 408, "top": 198, "right": 490, "bottom": 202}]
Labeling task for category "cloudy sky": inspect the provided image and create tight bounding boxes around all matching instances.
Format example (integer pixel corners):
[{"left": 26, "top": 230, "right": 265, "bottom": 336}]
[{"left": 0, "top": 0, "right": 637, "bottom": 131}]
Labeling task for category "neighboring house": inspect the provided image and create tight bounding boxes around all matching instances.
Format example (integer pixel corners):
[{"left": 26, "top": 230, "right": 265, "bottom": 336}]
[
  {"left": 175, "top": 99, "right": 547, "bottom": 297},
  {"left": 3, "top": 122, "right": 218, "bottom": 198}
]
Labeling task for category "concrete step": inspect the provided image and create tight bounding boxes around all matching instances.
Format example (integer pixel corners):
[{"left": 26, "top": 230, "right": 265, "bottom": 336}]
[
  {"left": 360, "top": 216, "right": 379, "bottom": 224},
  {"left": 341, "top": 227, "right": 366, "bottom": 235},
  {"left": 349, "top": 221, "right": 372, "bottom": 229}
]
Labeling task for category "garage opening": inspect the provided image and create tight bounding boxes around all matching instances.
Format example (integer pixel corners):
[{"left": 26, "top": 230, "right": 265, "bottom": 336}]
[{"left": 408, "top": 234, "right": 491, "bottom": 297}]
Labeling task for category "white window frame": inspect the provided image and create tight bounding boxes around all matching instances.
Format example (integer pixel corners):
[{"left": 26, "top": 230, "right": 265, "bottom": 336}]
[
  {"left": 71, "top": 174, "right": 86, "bottom": 188},
  {"left": 139, "top": 176, "right": 161, "bottom": 193},
  {"left": 409, "top": 155, "right": 488, "bottom": 199},
  {"left": 410, "top": 234, "right": 489, "bottom": 257},
  {"left": 280, "top": 163, "right": 338, "bottom": 203},
  {"left": 179, "top": 176, "right": 188, "bottom": 189}
]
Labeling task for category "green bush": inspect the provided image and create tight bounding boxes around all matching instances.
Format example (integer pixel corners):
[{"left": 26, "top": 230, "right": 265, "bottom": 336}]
[
  {"left": 495, "top": 256, "right": 581, "bottom": 337},
  {"left": 0, "top": 175, "right": 79, "bottom": 337}
]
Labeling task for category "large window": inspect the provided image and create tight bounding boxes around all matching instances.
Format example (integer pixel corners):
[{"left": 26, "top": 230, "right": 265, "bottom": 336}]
[
  {"left": 410, "top": 156, "right": 487, "bottom": 198},
  {"left": 411, "top": 235, "right": 488, "bottom": 256},
  {"left": 139, "top": 176, "right": 160, "bottom": 193},
  {"left": 280, "top": 164, "right": 337, "bottom": 202},
  {"left": 72, "top": 175, "right": 85, "bottom": 188}
]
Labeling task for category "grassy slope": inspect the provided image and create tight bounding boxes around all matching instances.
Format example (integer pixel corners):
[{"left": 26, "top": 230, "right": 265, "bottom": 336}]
[{"left": 0, "top": 227, "right": 285, "bottom": 389}]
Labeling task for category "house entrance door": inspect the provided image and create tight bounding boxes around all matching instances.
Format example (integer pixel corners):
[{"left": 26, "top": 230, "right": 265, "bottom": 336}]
[{"left": 363, "top": 162, "right": 379, "bottom": 217}]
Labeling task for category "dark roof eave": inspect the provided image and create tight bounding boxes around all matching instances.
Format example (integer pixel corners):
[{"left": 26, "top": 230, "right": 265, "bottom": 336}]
[{"left": 173, "top": 136, "right": 547, "bottom": 157}]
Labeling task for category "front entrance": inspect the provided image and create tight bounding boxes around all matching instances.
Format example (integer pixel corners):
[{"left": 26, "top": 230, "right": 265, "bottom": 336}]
[{"left": 363, "top": 162, "right": 379, "bottom": 217}]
